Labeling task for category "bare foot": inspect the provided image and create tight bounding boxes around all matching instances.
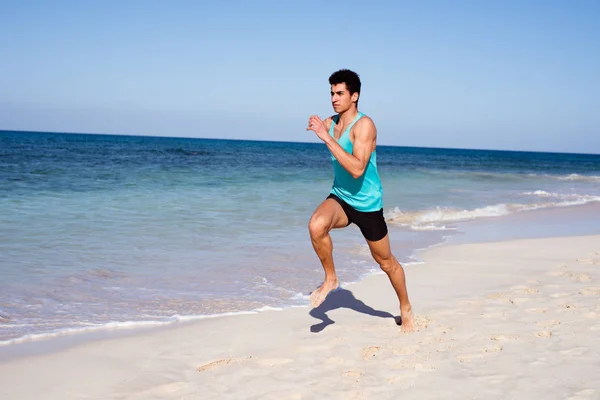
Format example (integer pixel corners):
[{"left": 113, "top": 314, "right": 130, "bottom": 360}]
[
  {"left": 399, "top": 307, "right": 415, "bottom": 333},
  {"left": 310, "top": 280, "right": 339, "bottom": 308}
]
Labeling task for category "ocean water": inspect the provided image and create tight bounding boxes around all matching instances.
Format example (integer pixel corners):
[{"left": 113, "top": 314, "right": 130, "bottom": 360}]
[{"left": 1, "top": 130, "right": 600, "bottom": 345}]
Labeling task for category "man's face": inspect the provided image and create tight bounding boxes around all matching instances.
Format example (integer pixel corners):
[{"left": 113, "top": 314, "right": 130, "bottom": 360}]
[{"left": 331, "top": 83, "right": 358, "bottom": 113}]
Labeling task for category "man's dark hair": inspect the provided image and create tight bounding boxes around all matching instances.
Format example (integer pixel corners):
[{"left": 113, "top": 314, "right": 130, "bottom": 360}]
[{"left": 329, "top": 69, "right": 361, "bottom": 103}]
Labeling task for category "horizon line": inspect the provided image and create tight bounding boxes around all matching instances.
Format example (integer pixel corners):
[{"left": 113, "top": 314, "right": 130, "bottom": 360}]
[{"left": 1, "top": 128, "right": 599, "bottom": 157}]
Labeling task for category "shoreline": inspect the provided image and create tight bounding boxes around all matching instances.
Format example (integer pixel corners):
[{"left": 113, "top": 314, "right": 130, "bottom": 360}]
[
  {"left": 1, "top": 202, "right": 599, "bottom": 360},
  {"left": 1, "top": 232, "right": 600, "bottom": 398}
]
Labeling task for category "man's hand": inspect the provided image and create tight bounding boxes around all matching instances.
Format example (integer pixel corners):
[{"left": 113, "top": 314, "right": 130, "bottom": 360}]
[{"left": 306, "top": 115, "right": 330, "bottom": 143}]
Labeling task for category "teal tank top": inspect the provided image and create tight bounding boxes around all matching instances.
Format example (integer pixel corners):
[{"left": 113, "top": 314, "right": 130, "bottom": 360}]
[{"left": 329, "top": 112, "right": 383, "bottom": 212}]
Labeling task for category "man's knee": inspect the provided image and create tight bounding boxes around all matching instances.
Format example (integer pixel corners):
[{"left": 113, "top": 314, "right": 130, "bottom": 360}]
[
  {"left": 308, "top": 213, "right": 330, "bottom": 238},
  {"left": 377, "top": 256, "right": 396, "bottom": 274}
]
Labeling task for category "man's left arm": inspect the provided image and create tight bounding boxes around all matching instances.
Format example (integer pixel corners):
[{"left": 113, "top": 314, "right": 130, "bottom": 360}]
[
  {"left": 307, "top": 115, "right": 376, "bottom": 179},
  {"left": 323, "top": 118, "right": 376, "bottom": 179}
]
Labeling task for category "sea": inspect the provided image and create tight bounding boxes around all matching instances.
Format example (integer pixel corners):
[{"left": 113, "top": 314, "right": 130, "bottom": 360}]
[{"left": 1, "top": 130, "right": 600, "bottom": 347}]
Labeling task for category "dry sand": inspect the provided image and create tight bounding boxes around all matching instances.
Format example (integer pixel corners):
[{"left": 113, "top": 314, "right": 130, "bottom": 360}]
[{"left": 1, "top": 235, "right": 600, "bottom": 399}]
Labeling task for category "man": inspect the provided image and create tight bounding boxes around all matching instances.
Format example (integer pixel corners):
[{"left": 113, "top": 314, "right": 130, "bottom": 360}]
[{"left": 306, "top": 69, "right": 414, "bottom": 332}]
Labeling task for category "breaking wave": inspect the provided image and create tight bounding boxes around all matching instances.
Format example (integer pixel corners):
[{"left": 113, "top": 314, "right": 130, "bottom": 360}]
[{"left": 386, "top": 193, "right": 600, "bottom": 230}]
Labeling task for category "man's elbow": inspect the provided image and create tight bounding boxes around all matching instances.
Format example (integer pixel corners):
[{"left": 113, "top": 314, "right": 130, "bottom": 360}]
[{"left": 351, "top": 168, "right": 366, "bottom": 179}]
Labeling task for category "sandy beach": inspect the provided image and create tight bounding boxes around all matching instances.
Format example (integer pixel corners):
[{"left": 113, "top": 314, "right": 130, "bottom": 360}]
[{"left": 1, "top": 234, "right": 600, "bottom": 399}]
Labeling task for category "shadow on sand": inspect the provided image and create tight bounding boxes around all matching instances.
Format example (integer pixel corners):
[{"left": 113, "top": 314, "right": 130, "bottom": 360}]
[{"left": 309, "top": 288, "right": 400, "bottom": 333}]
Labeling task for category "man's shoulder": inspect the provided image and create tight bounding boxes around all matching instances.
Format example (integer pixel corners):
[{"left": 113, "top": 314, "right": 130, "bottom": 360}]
[
  {"left": 355, "top": 114, "right": 376, "bottom": 130},
  {"left": 351, "top": 114, "right": 377, "bottom": 142}
]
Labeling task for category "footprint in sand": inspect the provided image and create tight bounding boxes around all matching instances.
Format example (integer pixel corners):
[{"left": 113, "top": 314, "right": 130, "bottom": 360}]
[
  {"left": 196, "top": 356, "right": 252, "bottom": 372},
  {"left": 361, "top": 345, "right": 381, "bottom": 360},
  {"left": 403, "top": 315, "right": 432, "bottom": 332},
  {"left": 536, "top": 331, "right": 553, "bottom": 338}
]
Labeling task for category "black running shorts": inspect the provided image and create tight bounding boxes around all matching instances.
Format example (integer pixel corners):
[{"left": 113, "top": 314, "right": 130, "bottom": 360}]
[{"left": 327, "top": 193, "right": 388, "bottom": 242}]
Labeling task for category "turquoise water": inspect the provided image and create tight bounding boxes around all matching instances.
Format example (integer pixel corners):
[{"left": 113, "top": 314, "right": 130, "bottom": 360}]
[{"left": 1, "top": 130, "right": 600, "bottom": 344}]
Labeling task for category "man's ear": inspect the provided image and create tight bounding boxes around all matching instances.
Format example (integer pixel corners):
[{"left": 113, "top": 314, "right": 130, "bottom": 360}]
[{"left": 351, "top": 92, "right": 359, "bottom": 103}]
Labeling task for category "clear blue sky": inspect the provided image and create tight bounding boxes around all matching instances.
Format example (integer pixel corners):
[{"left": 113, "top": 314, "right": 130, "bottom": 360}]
[{"left": 1, "top": 0, "right": 599, "bottom": 153}]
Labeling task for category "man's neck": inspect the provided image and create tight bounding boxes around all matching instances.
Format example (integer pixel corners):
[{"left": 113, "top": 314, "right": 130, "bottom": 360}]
[{"left": 337, "top": 107, "right": 359, "bottom": 126}]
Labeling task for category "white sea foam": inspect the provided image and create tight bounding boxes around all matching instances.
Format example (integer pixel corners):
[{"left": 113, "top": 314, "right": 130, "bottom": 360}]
[
  {"left": 252, "top": 306, "right": 284, "bottom": 312},
  {"left": 547, "top": 174, "right": 600, "bottom": 183},
  {"left": 290, "top": 292, "right": 310, "bottom": 301},
  {"left": 523, "top": 173, "right": 600, "bottom": 182},
  {"left": 386, "top": 204, "right": 511, "bottom": 229},
  {"left": 522, "top": 190, "right": 555, "bottom": 197},
  {"left": 0, "top": 310, "right": 269, "bottom": 347},
  {"left": 409, "top": 224, "right": 458, "bottom": 231},
  {"left": 521, "top": 193, "right": 600, "bottom": 208},
  {"left": 0, "top": 320, "right": 177, "bottom": 347},
  {"left": 387, "top": 195, "right": 600, "bottom": 230}
]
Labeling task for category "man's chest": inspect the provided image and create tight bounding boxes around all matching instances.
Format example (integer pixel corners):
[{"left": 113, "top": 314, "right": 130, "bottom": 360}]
[{"left": 332, "top": 123, "right": 354, "bottom": 141}]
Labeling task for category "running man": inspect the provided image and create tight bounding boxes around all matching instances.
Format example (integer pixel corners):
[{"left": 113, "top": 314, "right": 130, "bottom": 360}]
[{"left": 306, "top": 69, "right": 414, "bottom": 332}]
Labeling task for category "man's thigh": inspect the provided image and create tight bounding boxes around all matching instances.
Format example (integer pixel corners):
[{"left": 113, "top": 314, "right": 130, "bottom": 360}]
[
  {"left": 353, "top": 209, "right": 388, "bottom": 243},
  {"left": 353, "top": 210, "right": 391, "bottom": 263},
  {"left": 310, "top": 197, "right": 350, "bottom": 231},
  {"left": 366, "top": 234, "right": 392, "bottom": 264}
]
